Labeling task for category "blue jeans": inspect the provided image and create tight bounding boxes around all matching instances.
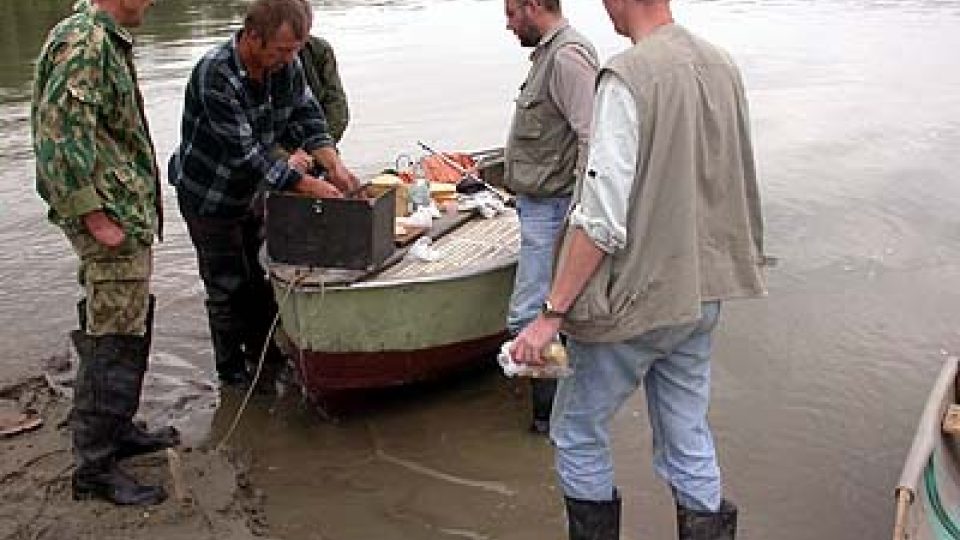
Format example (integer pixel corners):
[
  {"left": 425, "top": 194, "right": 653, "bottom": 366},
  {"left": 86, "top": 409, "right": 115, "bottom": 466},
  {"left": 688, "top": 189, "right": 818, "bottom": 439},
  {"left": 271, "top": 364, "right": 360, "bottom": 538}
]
[
  {"left": 551, "top": 302, "right": 724, "bottom": 512},
  {"left": 507, "top": 194, "right": 572, "bottom": 334}
]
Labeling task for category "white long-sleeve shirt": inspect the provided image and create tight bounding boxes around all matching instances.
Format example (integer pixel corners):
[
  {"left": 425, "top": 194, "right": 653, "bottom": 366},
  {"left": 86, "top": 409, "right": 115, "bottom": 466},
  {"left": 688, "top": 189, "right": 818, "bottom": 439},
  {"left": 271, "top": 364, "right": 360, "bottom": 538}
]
[{"left": 568, "top": 71, "right": 639, "bottom": 254}]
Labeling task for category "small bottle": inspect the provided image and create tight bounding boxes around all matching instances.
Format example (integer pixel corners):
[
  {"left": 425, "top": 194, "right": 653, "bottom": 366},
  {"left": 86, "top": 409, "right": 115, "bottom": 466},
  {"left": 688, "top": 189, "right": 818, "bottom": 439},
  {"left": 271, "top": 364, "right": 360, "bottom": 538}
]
[{"left": 409, "top": 178, "right": 431, "bottom": 211}]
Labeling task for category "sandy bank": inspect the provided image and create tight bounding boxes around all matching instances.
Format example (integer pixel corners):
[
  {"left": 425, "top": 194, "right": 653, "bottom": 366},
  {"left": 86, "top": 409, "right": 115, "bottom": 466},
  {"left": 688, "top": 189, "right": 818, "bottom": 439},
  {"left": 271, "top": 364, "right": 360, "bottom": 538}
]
[{"left": 0, "top": 375, "right": 275, "bottom": 540}]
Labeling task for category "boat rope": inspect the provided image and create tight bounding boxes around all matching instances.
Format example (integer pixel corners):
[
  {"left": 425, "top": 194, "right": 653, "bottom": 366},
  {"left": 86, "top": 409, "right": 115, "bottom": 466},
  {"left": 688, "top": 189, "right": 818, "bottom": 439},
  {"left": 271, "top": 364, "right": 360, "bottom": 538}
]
[
  {"left": 216, "top": 269, "right": 310, "bottom": 451},
  {"left": 924, "top": 453, "right": 960, "bottom": 539}
]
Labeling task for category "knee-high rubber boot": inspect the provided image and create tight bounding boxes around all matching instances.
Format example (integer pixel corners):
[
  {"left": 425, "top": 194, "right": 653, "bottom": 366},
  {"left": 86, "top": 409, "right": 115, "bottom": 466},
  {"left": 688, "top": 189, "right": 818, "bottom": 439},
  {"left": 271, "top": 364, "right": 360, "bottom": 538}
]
[
  {"left": 530, "top": 377, "right": 558, "bottom": 434},
  {"left": 206, "top": 299, "right": 251, "bottom": 385},
  {"left": 677, "top": 499, "right": 738, "bottom": 540},
  {"left": 76, "top": 298, "right": 180, "bottom": 460},
  {"left": 70, "top": 330, "right": 166, "bottom": 505},
  {"left": 565, "top": 489, "right": 621, "bottom": 540},
  {"left": 241, "top": 276, "right": 286, "bottom": 390},
  {"left": 115, "top": 296, "right": 180, "bottom": 459}
]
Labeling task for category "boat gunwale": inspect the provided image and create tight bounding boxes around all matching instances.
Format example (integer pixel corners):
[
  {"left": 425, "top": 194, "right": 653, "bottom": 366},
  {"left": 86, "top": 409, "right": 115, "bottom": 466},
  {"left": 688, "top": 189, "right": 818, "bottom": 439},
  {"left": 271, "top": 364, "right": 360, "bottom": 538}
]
[
  {"left": 897, "top": 357, "right": 959, "bottom": 495},
  {"left": 893, "top": 356, "right": 960, "bottom": 540}
]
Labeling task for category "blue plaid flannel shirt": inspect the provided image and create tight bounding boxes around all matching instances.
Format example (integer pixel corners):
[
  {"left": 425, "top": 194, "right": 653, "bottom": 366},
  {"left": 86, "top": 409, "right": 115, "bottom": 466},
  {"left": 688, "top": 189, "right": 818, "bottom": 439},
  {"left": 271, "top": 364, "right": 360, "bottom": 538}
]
[{"left": 169, "top": 33, "right": 334, "bottom": 217}]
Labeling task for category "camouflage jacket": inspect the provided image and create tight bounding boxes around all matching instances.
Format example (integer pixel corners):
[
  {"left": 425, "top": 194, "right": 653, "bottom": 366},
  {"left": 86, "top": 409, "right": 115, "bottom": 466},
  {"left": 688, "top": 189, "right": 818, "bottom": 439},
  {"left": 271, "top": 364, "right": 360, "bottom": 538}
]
[
  {"left": 300, "top": 36, "right": 349, "bottom": 143},
  {"left": 31, "top": 0, "right": 161, "bottom": 246}
]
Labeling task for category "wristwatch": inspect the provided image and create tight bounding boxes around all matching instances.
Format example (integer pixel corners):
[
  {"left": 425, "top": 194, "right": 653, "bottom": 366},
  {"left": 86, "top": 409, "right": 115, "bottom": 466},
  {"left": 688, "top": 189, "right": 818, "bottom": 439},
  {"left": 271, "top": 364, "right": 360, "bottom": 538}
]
[{"left": 540, "top": 299, "right": 566, "bottom": 319}]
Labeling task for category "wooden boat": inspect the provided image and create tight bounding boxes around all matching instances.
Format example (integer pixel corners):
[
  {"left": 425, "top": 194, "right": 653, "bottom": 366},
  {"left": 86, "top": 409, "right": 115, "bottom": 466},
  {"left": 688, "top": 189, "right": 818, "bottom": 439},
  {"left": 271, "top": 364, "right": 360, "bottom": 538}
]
[
  {"left": 894, "top": 356, "right": 960, "bottom": 540},
  {"left": 267, "top": 152, "right": 519, "bottom": 402}
]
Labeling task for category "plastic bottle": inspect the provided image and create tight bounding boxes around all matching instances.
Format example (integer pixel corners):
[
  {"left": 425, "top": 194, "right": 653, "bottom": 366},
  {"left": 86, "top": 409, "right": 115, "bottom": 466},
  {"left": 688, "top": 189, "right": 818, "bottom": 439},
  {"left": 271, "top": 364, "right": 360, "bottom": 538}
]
[{"left": 409, "top": 178, "right": 431, "bottom": 213}]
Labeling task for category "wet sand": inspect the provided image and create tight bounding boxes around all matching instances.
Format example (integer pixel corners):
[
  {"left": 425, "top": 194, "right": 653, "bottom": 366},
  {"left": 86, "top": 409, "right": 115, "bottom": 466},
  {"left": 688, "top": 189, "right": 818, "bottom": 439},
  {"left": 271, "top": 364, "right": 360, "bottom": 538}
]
[{"left": 0, "top": 364, "right": 273, "bottom": 540}]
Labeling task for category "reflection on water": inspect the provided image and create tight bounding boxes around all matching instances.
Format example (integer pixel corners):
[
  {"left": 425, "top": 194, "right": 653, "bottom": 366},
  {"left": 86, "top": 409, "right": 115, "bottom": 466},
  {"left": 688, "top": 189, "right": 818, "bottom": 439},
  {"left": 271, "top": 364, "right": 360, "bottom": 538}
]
[{"left": 2, "top": 0, "right": 960, "bottom": 538}]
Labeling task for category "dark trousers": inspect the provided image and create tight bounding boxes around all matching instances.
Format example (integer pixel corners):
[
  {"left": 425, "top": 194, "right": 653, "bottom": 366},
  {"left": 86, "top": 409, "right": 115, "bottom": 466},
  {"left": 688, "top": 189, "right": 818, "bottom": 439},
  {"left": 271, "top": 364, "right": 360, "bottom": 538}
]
[{"left": 181, "top": 206, "right": 282, "bottom": 376}]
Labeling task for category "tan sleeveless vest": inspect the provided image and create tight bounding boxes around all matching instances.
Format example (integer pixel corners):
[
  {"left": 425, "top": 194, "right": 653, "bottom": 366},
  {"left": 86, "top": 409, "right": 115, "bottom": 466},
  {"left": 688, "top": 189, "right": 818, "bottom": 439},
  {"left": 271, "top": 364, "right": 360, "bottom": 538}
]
[{"left": 561, "top": 24, "right": 767, "bottom": 343}]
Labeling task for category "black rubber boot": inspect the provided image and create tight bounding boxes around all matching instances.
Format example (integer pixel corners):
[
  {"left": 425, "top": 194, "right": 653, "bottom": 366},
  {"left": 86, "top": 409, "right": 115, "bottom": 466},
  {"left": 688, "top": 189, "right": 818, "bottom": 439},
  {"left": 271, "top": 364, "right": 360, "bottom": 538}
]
[
  {"left": 239, "top": 270, "right": 286, "bottom": 393},
  {"left": 206, "top": 300, "right": 252, "bottom": 385},
  {"left": 79, "top": 296, "right": 180, "bottom": 460},
  {"left": 70, "top": 328, "right": 166, "bottom": 506},
  {"left": 677, "top": 499, "right": 738, "bottom": 540},
  {"left": 116, "top": 295, "right": 180, "bottom": 459},
  {"left": 116, "top": 422, "right": 180, "bottom": 460},
  {"left": 565, "top": 489, "right": 621, "bottom": 540},
  {"left": 72, "top": 412, "right": 168, "bottom": 506},
  {"left": 530, "top": 377, "right": 558, "bottom": 434}
]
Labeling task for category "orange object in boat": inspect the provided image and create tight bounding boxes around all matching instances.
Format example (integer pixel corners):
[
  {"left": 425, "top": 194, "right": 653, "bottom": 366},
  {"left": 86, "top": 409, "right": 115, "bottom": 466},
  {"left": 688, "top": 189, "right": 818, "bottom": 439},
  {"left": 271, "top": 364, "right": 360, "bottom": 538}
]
[{"left": 421, "top": 153, "right": 477, "bottom": 184}]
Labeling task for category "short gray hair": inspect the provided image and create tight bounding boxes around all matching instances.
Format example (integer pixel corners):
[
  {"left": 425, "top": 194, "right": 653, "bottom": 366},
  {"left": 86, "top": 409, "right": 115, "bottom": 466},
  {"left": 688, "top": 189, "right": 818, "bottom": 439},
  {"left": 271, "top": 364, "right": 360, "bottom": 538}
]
[{"left": 243, "top": 0, "right": 309, "bottom": 43}]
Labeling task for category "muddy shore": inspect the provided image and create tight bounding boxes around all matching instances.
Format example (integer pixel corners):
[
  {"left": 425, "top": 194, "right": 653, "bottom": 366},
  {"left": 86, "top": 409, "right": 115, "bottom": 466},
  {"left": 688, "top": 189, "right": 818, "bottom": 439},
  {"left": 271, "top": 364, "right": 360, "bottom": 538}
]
[{"left": 0, "top": 368, "right": 274, "bottom": 540}]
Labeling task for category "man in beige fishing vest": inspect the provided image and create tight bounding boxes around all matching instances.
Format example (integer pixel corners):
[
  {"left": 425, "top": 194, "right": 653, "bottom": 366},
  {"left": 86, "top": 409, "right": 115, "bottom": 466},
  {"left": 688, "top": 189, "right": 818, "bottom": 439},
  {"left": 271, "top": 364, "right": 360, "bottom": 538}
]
[
  {"left": 510, "top": 0, "right": 767, "bottom": 538},
  {"left": 502, "top": 0, "right": 598, "bottom": 435}
]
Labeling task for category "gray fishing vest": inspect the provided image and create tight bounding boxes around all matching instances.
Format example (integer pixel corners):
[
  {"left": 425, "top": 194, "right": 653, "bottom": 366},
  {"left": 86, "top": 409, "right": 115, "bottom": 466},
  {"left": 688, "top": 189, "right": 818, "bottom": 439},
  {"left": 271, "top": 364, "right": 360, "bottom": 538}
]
[{"left": 504, "top": 25, "right": 598, "bottom": 197}]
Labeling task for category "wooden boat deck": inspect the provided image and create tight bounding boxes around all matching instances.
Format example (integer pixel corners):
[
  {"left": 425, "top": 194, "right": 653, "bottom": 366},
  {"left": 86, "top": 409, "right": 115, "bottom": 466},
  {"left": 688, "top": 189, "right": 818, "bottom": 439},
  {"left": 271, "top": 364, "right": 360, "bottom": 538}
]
[
  {"left": 269, "top": 209, "right": 520, "bottom": 289},
  {"left": 380, "top": 213, "right": 519, "bottom": 280}
]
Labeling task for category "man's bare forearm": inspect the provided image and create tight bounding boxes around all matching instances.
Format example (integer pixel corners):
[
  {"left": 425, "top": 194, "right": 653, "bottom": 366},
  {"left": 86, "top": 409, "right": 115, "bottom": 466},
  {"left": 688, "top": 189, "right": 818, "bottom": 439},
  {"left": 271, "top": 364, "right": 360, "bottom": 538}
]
[
  {"left": 310, "top": 146, "right": 340, "bottom": 172},
  {"left": 547, "top": 227, "right": 606, "bottom": 313}
]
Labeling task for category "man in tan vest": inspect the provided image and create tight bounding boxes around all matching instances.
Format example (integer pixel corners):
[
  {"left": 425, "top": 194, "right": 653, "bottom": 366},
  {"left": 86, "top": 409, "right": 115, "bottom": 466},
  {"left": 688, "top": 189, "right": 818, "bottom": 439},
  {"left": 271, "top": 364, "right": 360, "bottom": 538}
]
[
  {"left": 511, "top": 0, "right": 767, "bottom": 538},
  {"left": 502, "top": 0, "right": 598, "bottom": 435}
]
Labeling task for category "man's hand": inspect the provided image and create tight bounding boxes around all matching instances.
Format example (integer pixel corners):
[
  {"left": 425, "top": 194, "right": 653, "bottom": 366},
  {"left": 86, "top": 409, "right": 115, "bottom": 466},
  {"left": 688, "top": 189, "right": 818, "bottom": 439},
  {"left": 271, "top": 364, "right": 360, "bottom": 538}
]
[
  {"left": 82, "top": 210, "right": 125, "bottom": 248},
  {"left": 325, "top": 161, "right": 361, "bottom": 195},
  {"left": 510, "top": 315, "right": 562, "bottom": 366},
  {"left": 287, "top": 148, "right": 314, "bottom": 174},
  {"left": 310, "top": 147, "right": 360, "bottom": 195},
  {"left": 294, "top": 175, "right": 344, "bottom": 199}
]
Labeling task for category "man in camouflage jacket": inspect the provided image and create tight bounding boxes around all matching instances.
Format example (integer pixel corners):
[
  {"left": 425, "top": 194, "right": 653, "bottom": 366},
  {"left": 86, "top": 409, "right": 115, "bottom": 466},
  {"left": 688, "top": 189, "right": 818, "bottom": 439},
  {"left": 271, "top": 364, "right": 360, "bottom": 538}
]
[
  {"left": 31, "top": 0, "right": 177, "bottom": 506},
  {"left": 297, "top": 0, "right": 349, "bottom": 143},
  {"left": 268, "top": 1, "right": 349, "bottom": 166},
  {"left": 301, "top": 37, "right": 349, "bottom": 142}
]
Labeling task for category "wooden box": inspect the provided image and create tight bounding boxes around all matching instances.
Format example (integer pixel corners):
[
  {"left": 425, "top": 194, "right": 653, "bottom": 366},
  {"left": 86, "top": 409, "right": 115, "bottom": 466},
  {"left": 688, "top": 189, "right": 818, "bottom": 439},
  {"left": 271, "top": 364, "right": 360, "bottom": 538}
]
[
  {"left": 369, "top": 180, "right": 410, "bottom": 217},
  {"left": 266, "top": 189, "right": 396, "bottom": 270}
]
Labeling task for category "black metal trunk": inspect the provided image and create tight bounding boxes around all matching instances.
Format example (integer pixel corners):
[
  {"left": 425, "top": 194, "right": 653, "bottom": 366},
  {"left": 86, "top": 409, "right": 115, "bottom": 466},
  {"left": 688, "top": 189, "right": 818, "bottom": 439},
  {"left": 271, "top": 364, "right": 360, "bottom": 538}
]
[{"left": 266, "top": 189, "right": 396, "bottom": 270}]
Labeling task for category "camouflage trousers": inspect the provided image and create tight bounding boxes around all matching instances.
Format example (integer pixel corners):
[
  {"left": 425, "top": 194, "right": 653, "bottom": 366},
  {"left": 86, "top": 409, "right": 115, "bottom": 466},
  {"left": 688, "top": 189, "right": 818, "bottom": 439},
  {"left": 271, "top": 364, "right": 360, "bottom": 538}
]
[{"left": 67, "top": 232, "right": 152, "bottom": 337}]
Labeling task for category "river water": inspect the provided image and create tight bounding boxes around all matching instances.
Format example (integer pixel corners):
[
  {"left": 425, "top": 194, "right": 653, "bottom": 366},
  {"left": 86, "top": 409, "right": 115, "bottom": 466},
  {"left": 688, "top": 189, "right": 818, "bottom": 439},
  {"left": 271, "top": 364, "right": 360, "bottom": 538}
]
[{"left": 2, "top": 0, "right": 960, "bottom": 538}]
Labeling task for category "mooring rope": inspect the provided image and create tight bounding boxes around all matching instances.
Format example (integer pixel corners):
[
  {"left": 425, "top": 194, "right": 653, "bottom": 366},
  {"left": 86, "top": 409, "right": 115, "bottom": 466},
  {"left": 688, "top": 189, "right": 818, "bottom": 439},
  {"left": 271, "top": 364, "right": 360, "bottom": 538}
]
[{"left": 216, "top": 269, "right": 311, "bottom": 451}]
